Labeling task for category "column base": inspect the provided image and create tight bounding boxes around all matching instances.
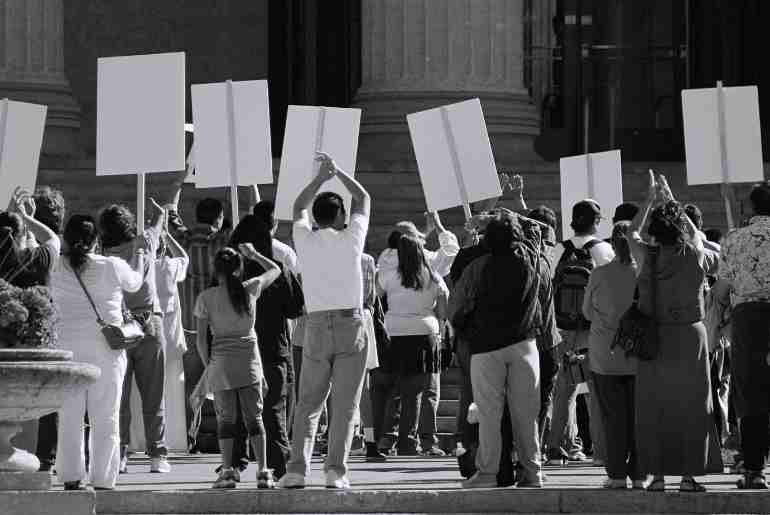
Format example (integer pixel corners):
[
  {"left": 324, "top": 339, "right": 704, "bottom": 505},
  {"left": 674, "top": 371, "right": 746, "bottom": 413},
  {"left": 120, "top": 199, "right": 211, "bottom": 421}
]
[
  {"left": 353, "top": 89, "right": 540, "bottom": 168},
  {"left": 0, "top": 79, "right": 82, "bottom": 157}
]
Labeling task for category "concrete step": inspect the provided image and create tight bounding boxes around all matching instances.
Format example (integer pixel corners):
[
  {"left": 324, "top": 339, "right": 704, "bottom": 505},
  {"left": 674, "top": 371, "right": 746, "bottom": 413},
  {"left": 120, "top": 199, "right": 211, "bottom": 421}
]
[
  {"left": 438, "top": 399, "right": 459, "bottom": 417},
  {"left": 437, "top": 416, "right": 456, "bottom": 434},
  {"left": 20, "top": 485, "right": 768, "bottom": 515}
]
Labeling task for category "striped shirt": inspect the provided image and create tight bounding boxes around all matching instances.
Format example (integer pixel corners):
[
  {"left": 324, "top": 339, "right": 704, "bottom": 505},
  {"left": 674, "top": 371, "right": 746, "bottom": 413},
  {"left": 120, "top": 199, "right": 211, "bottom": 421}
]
[{"left": 168, "top": 210, "right": 231, "bottom": 330}]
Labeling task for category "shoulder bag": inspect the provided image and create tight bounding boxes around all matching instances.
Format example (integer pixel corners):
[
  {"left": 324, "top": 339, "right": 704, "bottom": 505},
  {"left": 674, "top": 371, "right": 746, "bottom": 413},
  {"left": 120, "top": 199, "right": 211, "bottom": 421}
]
[
  {"left": 611, "top": 247, "right": 659, "bottom": 361},
  {"left": 74, "top": 270, "right": 145, "bottom": 351}
]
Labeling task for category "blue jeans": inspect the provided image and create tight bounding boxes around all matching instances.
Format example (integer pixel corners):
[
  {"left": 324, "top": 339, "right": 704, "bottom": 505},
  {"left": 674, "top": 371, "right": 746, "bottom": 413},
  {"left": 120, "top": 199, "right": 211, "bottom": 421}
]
[{"left": 286, "top": 308, "right": 367, "bottom": 476}]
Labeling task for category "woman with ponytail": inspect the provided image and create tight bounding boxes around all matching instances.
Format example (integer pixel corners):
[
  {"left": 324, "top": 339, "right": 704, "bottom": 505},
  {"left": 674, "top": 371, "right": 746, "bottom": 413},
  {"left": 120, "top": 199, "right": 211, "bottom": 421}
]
[
  {"left": 376, "top": 234, "right": 449, "bottom": 455},
  {"left": 50, "top": 215, "right": 144, "bottom": 490},
  {"left": 194, "top": 245, "right": 281, "bottom": 489}
]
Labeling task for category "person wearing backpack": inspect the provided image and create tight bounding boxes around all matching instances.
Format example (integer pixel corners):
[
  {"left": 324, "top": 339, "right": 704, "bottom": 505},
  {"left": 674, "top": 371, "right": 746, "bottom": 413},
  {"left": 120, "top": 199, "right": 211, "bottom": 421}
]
[{"left": 545, "top": 200, "right": 613, "bottom": 466}]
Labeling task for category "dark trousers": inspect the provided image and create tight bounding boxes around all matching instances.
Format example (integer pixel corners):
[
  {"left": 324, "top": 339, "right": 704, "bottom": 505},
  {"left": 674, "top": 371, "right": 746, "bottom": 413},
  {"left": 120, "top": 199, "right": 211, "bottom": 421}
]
[
  {"left": 120, "top": 315, "right": 167, "bottom": 457},
  {"left": 455, "top": 337, "right": 478, "bottom": 447},
  {"left": 740, "top": 414, "right": 770, "bottom": 472},
  {"left": 418, "top": 373, "right": 440, "bottom": 448},
  {"left": 262, "top": 360, "right": 291, "bottom": 478},
  {"left": 538, "top": 349, "right": 560, "bottom": 446},
  {"left": 396, "top": 372, "right": 431, "bottom": 449},
  {"left": 592, "top": 373, "right": 642, "bottom": 480},
  {"left": 371, "top": 368, "right": 399, "bottom": 445},
  {"left": 36, "top": 413, "right": 57, "bottom": 468}
]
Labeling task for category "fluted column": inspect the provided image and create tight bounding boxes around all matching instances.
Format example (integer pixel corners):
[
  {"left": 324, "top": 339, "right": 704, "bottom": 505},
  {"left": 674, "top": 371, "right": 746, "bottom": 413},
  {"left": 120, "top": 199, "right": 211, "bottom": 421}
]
[
  {"left": 355, "top": 0, "right": 539, "bottom": 164},
  {"left": 0, "top": 0, "right": 81, "bottom": 156}
]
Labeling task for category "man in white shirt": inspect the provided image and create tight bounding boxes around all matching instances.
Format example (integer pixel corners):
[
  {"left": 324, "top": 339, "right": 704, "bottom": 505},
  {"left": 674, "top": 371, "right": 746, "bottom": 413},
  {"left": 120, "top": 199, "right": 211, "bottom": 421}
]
[
  {"left": 278, "top": 152, "right": 371, "bottom": 490},
  {"left": 546, "top": 200, "right": 612, "bottom": 467}
]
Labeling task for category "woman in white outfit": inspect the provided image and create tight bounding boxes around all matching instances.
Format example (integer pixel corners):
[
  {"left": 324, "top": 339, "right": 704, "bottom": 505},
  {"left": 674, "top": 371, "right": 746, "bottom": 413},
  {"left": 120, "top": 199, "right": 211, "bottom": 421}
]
[{"left": 52, "top": 215, "right": 144, "bottom": 490}]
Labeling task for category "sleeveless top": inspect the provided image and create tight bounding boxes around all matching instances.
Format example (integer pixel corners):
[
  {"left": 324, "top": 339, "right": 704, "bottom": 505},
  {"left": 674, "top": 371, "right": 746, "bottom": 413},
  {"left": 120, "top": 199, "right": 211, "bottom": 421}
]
[{"left": 638, "top": 243, "right": 705, "bottom": 325}]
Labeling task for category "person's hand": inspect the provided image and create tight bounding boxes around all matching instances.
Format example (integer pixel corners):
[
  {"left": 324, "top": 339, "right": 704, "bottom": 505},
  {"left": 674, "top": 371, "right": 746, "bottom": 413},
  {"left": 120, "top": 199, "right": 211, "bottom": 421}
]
[
  {"left": 510, "top": 174, "right": 524, "bottom": 195},
  {"left": 499, "top": 173, "right": 511, "bottom": 192},
  {"left": 238, "top": 243, "right": 262, "bottom": 261},
  {"left": 12, "top": 188, "right": 35, "bottom": 218},
  {"left": 646, "top": 169, "right": 657, "bottom": 201},
  {"left": 314, "top": 151, "right": 337, "bottom": 182},
  {"left": 656, "top": 173, "right": 674, "bottom": 203}
]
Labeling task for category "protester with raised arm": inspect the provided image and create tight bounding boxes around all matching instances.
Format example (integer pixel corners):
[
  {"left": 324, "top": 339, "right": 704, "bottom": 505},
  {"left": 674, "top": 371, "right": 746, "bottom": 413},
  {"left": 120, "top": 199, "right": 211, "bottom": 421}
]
[
  {"left": 99, "top": 199, "right": 171, "bottom": 473},
  {"left": 628, "top": 172, "right": 722, "bottom": 492},
  {"left": 52, "top": 215, "right": 143, "bottom": 490},
  {"left": 278, "top": 151, "right": 371, "bottom": 489},
  {"left": 719, "top": 181, "right": 770, "bottom": 490},
  {"left": 195, "top": 245, "right": 281, "bottom": 489}
]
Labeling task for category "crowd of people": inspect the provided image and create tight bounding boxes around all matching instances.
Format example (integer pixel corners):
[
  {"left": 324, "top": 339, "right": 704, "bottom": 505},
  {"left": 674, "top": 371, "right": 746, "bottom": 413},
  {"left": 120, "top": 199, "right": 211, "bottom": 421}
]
[{"left": 2, "top": 153, "right": 769, "bottom": 492}]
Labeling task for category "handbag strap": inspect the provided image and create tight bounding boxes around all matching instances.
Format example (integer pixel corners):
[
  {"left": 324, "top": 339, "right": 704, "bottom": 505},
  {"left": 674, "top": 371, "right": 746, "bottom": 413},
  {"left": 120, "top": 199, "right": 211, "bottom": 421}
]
[{"left": 73, "top": 268, "right": 105, "bottom": 326}]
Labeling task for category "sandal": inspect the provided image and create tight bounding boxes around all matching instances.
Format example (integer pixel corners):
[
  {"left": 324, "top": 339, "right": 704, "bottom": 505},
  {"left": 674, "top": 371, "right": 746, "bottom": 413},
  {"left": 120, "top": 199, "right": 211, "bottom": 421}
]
[
  {"left": 736, "top": 472, "right": 769, "bottom": 490},
  {"left": 679, "top": 477, "right": 706, "bottom": 492},
  {"left": 646, "top": 478, "right": 665, "bottom": 492}
]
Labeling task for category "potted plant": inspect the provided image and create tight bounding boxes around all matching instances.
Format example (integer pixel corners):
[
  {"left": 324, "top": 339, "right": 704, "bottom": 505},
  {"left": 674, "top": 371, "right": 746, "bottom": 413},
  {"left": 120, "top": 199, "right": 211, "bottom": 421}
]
[{"left": 0, "top": 278, "right": 99, "bottom": 474}]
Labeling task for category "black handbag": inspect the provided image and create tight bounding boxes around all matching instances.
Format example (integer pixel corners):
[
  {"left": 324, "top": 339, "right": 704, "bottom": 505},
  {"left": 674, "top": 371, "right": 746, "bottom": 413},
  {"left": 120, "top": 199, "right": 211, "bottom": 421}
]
[
  {"left": 612, "top": 248, "right": 659, "bottom": 361},
  {"left": 74, "top": 269, "right": 145, "bottom": 351}
]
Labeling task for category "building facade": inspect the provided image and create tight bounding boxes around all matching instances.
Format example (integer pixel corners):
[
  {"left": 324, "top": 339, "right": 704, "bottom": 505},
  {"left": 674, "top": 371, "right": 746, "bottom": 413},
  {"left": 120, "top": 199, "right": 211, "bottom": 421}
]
[{"left": 1, "top": 1, "right": 767, "bottom": 248}]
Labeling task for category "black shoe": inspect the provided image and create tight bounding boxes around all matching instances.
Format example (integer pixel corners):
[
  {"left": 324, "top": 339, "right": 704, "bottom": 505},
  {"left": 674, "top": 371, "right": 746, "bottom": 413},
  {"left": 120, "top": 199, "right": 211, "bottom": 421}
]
[
  {"left": 365, "top": 443, "right": 387, "bottom": 463},
  {"left": 64, "top": 481, "right": 87, "bottom": 491}
]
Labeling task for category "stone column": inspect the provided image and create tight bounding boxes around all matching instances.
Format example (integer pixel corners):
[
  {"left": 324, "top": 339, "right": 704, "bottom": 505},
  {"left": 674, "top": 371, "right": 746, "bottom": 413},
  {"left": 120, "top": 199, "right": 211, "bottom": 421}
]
[
  {"left": 0, "top": 0, "right": 81, "bottom": 156},
  {"left": 355, "top": 0, "right": 539, "bottom": 164}
]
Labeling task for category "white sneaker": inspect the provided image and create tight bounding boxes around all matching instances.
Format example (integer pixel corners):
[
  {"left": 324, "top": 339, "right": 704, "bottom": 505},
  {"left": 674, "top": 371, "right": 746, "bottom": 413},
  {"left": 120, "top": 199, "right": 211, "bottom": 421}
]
[
  {"left": 150, "top": 456, "right": 172, "bottom": 473},
  {"left": 325, "top": 470, "right": 351, "bottom": 489},
  {"left": 118, "top": 456, "right": 128, "bottom": 474},
  {"left": 277, "top": 472, "right": 305, "bottom": 489}
]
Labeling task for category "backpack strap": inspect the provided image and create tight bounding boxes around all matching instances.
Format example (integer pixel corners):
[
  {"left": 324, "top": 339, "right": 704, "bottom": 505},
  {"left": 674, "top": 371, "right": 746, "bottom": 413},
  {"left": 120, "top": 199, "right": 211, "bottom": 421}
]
[{"left": 559, "top": 240, "right": 576, "bottom": 263}]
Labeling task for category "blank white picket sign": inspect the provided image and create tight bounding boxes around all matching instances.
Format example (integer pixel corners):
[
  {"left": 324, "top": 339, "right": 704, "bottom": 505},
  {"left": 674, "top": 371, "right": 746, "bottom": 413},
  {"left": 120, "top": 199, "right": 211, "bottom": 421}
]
[
  {"left": 682, "top": 86, "right": 764, "bottom": 185},
  {"left": 407, "top": 98, "right": 501, "bottom": 214},
  {"left": 97, "top": 52, "right": 186, "bottom": 175},
  {"left": 0, "top": 99, "right": 47, "bottom": 208},
  {"left": 560, "top": 150, "right": 623, "bottom": 239},
  {"left": 274, "top": 105, "right": 361, "bottom": 222},
  {"left": 191, "top": 80, "right": 272, "bottom": 188}
]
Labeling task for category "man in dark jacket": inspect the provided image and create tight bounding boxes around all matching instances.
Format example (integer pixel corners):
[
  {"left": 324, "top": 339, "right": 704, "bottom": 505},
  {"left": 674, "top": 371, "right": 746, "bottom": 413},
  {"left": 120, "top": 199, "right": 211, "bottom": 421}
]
[{"left": 449, "top": 213, "right": 543, "bottom": 489}]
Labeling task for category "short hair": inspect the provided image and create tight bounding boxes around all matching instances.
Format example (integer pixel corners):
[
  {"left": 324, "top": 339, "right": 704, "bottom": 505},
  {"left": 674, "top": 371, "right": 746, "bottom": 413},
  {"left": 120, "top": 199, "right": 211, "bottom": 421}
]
[
  {"left": 570, "top": 200, "right": 601, "bottom": 234},
  {"left": 612, "top": 203, "right": 639, "bottom": 224},
  {"left": 196, "top": 198, "right": 224, "bottom": 225},
  {"left": 312, "top": 192, "right": 344, "bottom": 226},
  {"left": 484, "top": 214, "right": 516, "bottom": 255},
  {"left": 252, "top": 200, "right": 276, "bottom": 229},
  {"left": 0, "top": 211, "right": 24, "bottom": 238},
  {"left": 527, "top": 205, "right": 557, "bottom": 230},
  {"left": 684, "top": 204, "right": 703, "bottom": 230},
  {"left": 98, "top": 205, "right": 137, "bottom": 248},
  {"left": 749, "top": 181, "right": 770, "bottom": 216},
  {"left": 33, "top": 186, "right": 66, "bottom": 234}
]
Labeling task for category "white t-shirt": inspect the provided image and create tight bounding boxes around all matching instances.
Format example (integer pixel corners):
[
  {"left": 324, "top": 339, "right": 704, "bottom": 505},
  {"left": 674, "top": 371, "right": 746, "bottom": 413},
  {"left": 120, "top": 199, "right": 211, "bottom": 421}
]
[
  {"left": 552, "top": 235, "right": 615, "bottom": 274},
  {"left": 378, "top": 267, "right": 449, "bottom": 336},
  {"left": 51, "top": 255, "right": 143, "bottom": 335},
  {"left": 293, "top": 212, "right": 369, "bottom": 313},
  {"left": 272, "top": 238, "right": 299, "bottom": 276}
]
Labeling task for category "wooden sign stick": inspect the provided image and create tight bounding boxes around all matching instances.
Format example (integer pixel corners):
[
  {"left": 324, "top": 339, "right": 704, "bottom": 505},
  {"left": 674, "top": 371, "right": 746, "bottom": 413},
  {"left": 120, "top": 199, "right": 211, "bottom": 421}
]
[
  {"left": 137, "top": 173, "right": 146, "bottom": 235},
  {"left": 586, "top": 153, "right": 596, "bottom": 200},
  {"left": 226, "top": 80, "right": 239, "bottom": 226},
  {"left": 441, "top": 107, "right": 472, "bottom": 221},
  {"left": 716, "top": 80, "right": 736, "bottom": 230}
]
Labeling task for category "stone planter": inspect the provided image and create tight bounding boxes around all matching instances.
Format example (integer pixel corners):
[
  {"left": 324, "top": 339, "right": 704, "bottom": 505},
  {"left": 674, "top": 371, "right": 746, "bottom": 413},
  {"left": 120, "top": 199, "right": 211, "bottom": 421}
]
[{"left": 0, "top": 349, "right": 99, "bottom": 488}]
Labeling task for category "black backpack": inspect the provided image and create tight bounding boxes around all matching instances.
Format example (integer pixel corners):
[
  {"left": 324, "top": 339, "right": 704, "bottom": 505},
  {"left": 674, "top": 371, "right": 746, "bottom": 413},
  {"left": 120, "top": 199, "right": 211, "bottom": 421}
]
[{"left": 553, "top": 239, "right": 599, "bottom": 331}]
